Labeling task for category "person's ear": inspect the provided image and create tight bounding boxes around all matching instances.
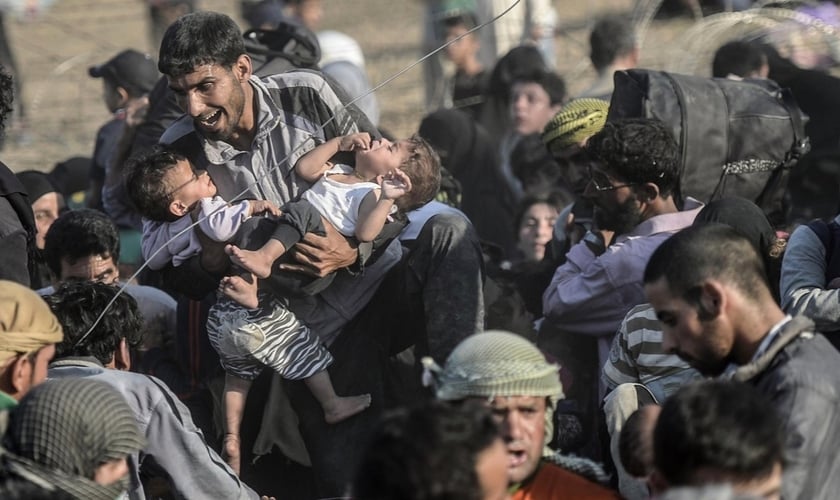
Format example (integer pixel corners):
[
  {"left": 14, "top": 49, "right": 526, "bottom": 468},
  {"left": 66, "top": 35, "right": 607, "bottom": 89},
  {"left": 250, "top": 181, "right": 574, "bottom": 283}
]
[
  {"left": 638, "top": 182, "right": 660, "bottom": 203},
  {"left": 232, "top": 54, "right": 253, "bottom": 83},
  {"left": 114, "top": 338, "right": 131, "bottom": 372},
  {"left": 116, "top": 86, "right": 131, "bottom": 107},
  {"left": 169, "top": 199, "right": 189, "bottom": 217},
  {"left": 8, "top": 354, "right": 32, "bottom": 395},
  {"left": 699, "top": 280, "right": 725, "bottom": 320}
]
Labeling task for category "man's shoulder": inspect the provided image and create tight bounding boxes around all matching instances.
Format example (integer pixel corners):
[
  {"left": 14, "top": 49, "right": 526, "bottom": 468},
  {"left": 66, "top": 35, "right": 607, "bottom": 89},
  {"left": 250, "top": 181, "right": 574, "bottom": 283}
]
[
  {"left": 757, "top": 331, "right": 840, "bottom": 399},
  {"left": 257, "top": 69, "right": 328, "bottom": 90}
]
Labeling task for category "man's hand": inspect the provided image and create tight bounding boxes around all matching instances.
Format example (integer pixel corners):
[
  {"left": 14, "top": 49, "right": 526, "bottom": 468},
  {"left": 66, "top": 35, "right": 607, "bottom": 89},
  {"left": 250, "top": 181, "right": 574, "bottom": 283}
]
[
  {"left": 339, "top": 132, "right": 371, "bottom": 152},
  {"left": 379, "top": 168, "right": 412, "bottom": 200},
  {"left": 279, "top": 218, "right": 358, "bottom": 277},
  {"left": 248, "top": 200, "right": 281, "bottom": 217}
]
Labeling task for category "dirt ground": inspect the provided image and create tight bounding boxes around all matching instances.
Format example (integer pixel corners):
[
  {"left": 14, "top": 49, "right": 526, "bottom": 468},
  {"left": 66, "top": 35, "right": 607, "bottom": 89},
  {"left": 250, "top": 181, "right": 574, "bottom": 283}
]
[{"left": 0, "top": 0, "right": 702, "bottom": 174}]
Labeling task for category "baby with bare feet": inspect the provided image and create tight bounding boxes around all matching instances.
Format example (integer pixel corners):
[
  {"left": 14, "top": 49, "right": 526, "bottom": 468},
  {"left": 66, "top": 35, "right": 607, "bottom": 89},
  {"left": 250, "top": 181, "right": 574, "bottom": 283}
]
[
  {"left": 222, "top": 131, "right": 441, "bottom": 307},
  {"left": 125, "top": 147, "right": 380, "bottom": 473}
]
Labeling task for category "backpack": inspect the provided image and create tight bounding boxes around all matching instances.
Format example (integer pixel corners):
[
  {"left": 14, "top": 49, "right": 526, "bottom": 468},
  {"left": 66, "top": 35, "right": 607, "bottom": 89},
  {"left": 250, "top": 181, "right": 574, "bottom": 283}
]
[{"left": 607, "top": 69, "right": 810, "bottom": 225}]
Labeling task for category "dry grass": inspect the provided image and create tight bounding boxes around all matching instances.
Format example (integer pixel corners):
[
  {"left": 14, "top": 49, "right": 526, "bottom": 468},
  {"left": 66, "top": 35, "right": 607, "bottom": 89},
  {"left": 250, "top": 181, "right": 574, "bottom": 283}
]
[{"left": 0, "top": 0, "right": 716, "bottom": 173}]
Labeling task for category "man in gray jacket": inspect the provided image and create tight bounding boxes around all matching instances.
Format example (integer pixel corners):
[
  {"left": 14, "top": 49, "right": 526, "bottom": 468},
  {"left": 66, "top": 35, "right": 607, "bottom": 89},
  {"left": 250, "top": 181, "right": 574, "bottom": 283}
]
[
  {"left": 44, "top": 281, "right": 260, "bottom": 500},
  {"left": 644, "top": 224, "right": 840, "bottom": 500}
]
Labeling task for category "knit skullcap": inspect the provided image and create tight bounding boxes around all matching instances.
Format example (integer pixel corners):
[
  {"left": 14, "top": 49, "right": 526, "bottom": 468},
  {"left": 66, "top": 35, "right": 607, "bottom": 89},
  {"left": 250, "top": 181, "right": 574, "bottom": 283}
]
[
  {"left": 425, "top": 330, "right": 564, "bottom": 401},
  {"left": 6, "top": 378, "right": 145, "bottom": 480},
  {"left": 423, "top": 331, "right": 564, "bottom": 456},
  {"left": 542, "top": 98, "right": 609, "bottom": 154},
  {"left": 0, "top": 280, "right": 63, "bottom": 365}
]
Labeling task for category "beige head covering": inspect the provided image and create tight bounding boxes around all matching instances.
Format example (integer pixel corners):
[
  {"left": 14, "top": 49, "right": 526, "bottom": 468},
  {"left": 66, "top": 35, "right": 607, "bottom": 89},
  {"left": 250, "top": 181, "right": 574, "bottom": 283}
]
[
  {"left": 542, "top": 98, "right": 610, "bottom": 154},
  {"left": 422, "top": 330, "right": 564, "bottom": 456},
  {"left": 0, "top": 280, "right": 63, "bottom": 365}
]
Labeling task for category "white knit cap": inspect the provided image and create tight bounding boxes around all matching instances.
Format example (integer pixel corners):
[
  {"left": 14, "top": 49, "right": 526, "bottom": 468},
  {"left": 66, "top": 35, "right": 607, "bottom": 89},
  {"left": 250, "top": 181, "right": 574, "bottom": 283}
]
[{"left": 424, "top": 330, "right": 564, "bottom": 401}]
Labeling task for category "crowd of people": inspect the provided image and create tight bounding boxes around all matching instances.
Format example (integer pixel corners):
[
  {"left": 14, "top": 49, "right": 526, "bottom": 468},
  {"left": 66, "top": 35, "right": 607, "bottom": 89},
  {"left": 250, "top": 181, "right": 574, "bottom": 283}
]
[{"left": 1, "top": 0, "right": 840, "bottom": 498}]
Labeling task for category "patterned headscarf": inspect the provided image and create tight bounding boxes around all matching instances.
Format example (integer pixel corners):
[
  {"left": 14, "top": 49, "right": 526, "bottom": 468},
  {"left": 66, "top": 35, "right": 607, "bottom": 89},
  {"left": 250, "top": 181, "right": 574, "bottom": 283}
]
[
  {"left": 0, "top": 280, "right": 63, "bottom": 365},
  {"left": 542, "top": 98, "right": 610, "bottom": 154},
  {"left": 2, "top": 378, "right": 145, "bottom": 500},
  {"left": 422, "top": 330, "right": 564, "bottom": 456}
]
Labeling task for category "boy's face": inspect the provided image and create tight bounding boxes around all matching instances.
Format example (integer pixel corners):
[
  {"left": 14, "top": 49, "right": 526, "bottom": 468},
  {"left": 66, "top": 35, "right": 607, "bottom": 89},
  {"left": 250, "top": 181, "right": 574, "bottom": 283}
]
[
  {"left": 444, "top": 24, "right": 478, "bottom": 67},
  {"left": 165, "top": 159, "right": 217, "bottom": 216},
  {"left": 355, "top": 138, "right": 411, "bottom": 177},
  {"left": 510, "top": 81, "right": 562, "bottom": 136}
]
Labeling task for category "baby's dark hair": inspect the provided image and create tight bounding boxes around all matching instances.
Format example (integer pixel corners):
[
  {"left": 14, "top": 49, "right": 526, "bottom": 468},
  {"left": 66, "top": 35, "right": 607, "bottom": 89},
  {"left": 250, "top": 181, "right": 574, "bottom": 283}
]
[
  {"left": 124, "top": 147, "right": 190, "bottom": 223},
  {"left": 397, "top": 134, "right": 442, "bottom": 211}
]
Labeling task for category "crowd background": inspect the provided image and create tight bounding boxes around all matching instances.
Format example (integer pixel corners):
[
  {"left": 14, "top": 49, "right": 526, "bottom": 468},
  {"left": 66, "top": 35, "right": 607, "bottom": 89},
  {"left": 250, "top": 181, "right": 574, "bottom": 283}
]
[{"left": 0, "top": 0, "right": 706, "bottom": 176}]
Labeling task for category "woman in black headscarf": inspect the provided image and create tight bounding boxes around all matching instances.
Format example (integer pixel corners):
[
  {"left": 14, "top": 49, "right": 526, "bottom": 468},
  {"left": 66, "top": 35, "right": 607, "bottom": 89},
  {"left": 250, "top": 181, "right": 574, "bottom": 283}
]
[
  {"left": 419, "top": 108, "right": 519, "bottom": 259},
  {"left": 693, "top": 197, "right": 786, "bottom": 303}
]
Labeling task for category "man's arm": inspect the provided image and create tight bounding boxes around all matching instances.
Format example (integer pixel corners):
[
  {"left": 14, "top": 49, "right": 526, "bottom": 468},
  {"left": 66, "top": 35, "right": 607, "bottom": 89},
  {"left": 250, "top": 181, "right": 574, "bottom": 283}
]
[
  {"left": 0, "top": 196, "right": 31, "bottom": 287},
  {"left": 780, "top": 225, "right": 840, "bottom": 330},
  {"left": 542, "top": 240, "right": 642, "bottom": 336},
  {"left": 279, "top": 219, "right": 358, "bottom": 277},
  {"left": 145, "top": 377, "right": 259, "bottom": 500}
]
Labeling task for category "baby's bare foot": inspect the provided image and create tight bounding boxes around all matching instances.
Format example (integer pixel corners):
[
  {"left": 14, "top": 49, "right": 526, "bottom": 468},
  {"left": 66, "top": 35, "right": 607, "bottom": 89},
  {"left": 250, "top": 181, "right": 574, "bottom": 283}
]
[
  {"left": 323, "top": 394, "right": 372, "bottom": 424},
  {"left": 222, "top": 434, "right": 241, "bottom": 476},
  {"left": 228, "top": 245, "right": 274, "bottom": 279},
  {"left": 221, "top": 275, "right": 259, "bottom": 309}
]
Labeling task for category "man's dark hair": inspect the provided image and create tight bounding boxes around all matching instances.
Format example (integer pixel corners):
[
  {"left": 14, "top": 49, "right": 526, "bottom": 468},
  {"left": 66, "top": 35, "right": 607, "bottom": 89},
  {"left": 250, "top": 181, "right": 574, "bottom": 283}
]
[
  {"left": 124, "top": 147, "right": 190, "bottom": 222},
  {"left": 158, "top": 11, "right": 246, "bottom": 78},
  {"left": 0, "top": 64, "right": 13, "bottom": 134},
  {"left": 43, "top": 209, "right": 121, "bottom": 278},
  {"left": 44, "top": 281, "right": 144, "bottom": 365},
  {"left": 643, "top": 224, "right": 769, "bottom": 304},
  {"left": 585, "top": 118, "right": 680, "bottom": 197},
  {"left": 512, "top": 68, "right": 566, "bottom": 106},
  {"left": 353, "top": 400, "right": 501, "bottom": 500},
  {"left": 654, "top": 380, "right": 783, "bottom": 487},
  {"left": 589, "top": 15, "right": 637, "bottom": 74},
  {"left": 712, "top": 40, "right": 768, "bottom": 79}
]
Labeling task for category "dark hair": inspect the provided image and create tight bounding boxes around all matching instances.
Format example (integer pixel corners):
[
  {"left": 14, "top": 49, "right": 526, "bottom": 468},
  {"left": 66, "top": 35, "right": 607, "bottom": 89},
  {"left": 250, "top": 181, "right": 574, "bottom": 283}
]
[
  {"left": 484, "top": 45, "right": 546, "bottom": 102},
  {"left": 442, "top": 11, "right": 479, "bottom": 31},
  {"left": 619, "top": 405, "right": 658, "bottom": 477},
  {"left": 43, "top": 209, "right": 120, "bottom": 278},
  {"left": 44, "top": 281, "right": 144, "bottom": 365},
  {"left": 654, "top": 380, "right": 783, "bottom": 487},
  {"left": 513, "top": 191, "right": 569, "bottom": 235},
  {"left": 712, "top": 40, "right": 768, "bottom": 79},
  {"left": 589, "top": 15, "right": 637, "bottom": 73},
  {"left": 124, "top": 147, "right": 190, "bottom": 222},
  {"left": 158, "top": 11, "right": 245, "bottom": 78},
  {"left": 512, "top": 68, "right": 566, "bottom": 105},
  {"left": 397, "top": 134, "right": 442, "bottom": 211},
  {"left": 585, "top": 118, "right": 680, "bottom": 197},
  {"left": 692, "top": 197, "right": 784, "bottom": 303},
  {"left": 352, "top": 400, "right": 501, "bottom": 500},
  {"left": 644, "top": 224, "right": 770, "bottom": 305},
  {"left": 0, "top": 64, "right": 13, "bottom": 134}
]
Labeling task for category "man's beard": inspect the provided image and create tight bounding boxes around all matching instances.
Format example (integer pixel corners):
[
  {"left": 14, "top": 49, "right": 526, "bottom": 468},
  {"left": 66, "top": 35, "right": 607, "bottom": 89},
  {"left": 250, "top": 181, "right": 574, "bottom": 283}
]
[{"left": 593, "top": 195, "right": 643, "bottom": 235}]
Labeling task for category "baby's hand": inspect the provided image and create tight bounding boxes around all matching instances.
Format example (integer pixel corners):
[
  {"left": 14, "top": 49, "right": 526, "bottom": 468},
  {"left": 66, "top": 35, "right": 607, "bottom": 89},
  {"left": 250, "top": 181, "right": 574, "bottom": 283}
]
[
  {"left": 249, "top": 200, "right": 281, "bottom": 217},
  {"left": 339, "top": 133, "right": 371, "bottom": 152},
  {"left": 380, "top": 169, "right": 412, "bottom": 200}
]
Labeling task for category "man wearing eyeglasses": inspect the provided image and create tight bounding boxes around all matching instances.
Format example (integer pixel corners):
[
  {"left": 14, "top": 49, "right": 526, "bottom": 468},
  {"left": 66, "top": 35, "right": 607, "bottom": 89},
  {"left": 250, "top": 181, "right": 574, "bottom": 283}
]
[{"left": 541, "top": 118, "right": 703, "bottom": 401}]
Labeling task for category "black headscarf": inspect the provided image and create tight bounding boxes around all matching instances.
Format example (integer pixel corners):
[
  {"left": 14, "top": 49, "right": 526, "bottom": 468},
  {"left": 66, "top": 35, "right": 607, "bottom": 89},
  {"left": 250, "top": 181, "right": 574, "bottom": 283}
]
[{"left": 419, "top": 109, "right": 518, "bottom": 257}]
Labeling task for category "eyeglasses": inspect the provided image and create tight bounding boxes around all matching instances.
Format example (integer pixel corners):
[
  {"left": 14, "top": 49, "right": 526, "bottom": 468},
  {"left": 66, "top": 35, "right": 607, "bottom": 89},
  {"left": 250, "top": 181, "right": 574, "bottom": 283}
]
[{"left": 587, "top": 166, "right": 638, "bottom": 192}]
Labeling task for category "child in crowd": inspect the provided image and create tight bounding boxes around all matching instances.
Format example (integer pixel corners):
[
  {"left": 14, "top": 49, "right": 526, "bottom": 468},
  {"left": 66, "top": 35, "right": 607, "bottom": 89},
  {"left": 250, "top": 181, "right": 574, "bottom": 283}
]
[
  {"left": 441, "top": 11, "right": 486, "bottom": 119},
  {"left": 126, "top": 132, "right": 440, "bottom": 473}
]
